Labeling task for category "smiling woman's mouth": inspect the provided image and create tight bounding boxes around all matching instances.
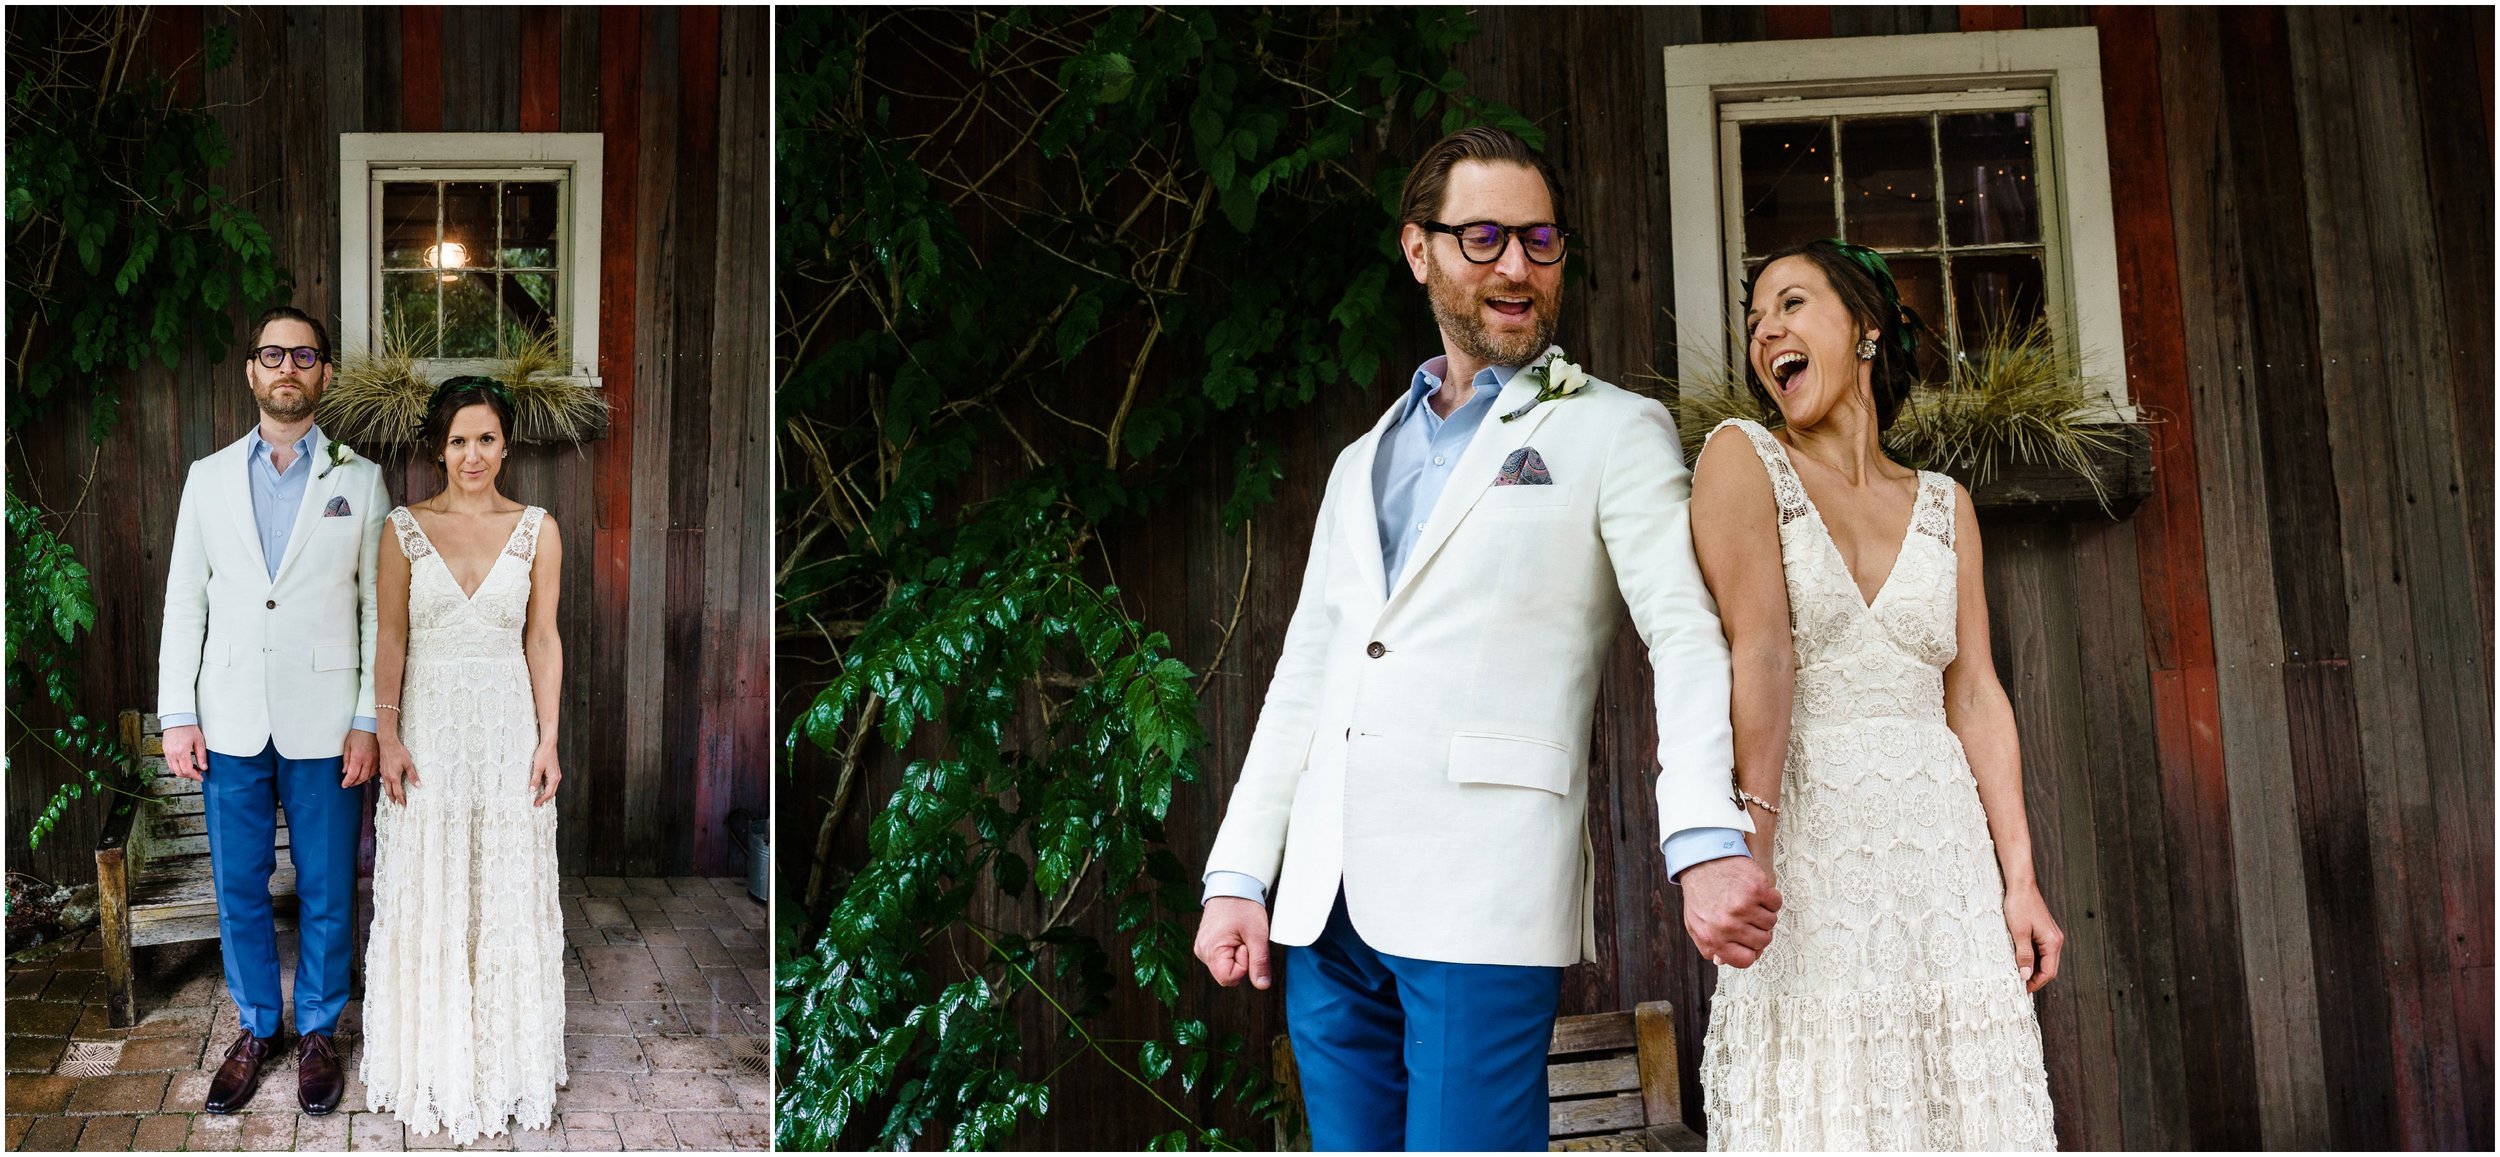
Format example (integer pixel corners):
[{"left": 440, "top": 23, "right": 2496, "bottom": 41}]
[{"left": 1772, "top": 351, "right": 1808, "bottom": 388}]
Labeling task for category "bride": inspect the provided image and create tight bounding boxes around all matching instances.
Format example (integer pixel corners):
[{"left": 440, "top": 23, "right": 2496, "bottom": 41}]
[
  {"left": 363, "top": 376, "right": 569, "bottom": 1142},
  {"left": 1689, "top": 240, "right": 2058, "bottom": 1149}
]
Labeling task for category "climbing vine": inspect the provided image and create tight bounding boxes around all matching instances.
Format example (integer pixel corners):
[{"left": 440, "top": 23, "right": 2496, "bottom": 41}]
[
  {"left": 6, "top": 8, "right": 290, "bottom": 848},
  {"left": 776, "top": 7, "right": 1535, "bottom": 1149}
]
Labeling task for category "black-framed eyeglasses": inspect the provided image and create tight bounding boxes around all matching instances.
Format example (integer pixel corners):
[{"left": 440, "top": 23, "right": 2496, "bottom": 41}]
[
  {"left": 250, "top": 346, "right": 326, "bottom": 370},
  {"left": 1422, "top": 220, "right": 1571, "bottom": 265}
]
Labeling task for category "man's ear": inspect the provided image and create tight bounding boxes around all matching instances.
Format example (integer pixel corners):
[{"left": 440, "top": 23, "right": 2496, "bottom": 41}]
[{"left": 1400, "top": 222, "right": 1430, "bottom": 285}]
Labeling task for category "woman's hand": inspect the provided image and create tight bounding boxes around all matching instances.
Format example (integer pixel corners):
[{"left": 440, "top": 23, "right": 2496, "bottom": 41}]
[
  {"left": 379, "top": 737, "right": 419, "bottom": 806},
  {"left": 2003, "top": 881, "right": 2064, "bottom": 992},
  {"left": 529, "top": 743, "right": 561, "bottom": 807}
]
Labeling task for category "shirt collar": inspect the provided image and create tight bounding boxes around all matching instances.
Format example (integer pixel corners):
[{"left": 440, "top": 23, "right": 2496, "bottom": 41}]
[
  {"left": 247, "top": 425, "right": 319, "bottom": 466},
  {"left": 1396, "top": 357, "right": 1523, "bottom": 425}
]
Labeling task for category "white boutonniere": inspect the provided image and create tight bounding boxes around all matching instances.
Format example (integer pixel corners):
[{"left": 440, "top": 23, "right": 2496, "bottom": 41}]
[
  {"left": 317, "top": 440, "right": 356, "bottom": 479},
  {"left": 1499, "top": 349, "right": 1590, "bottom": 423}
]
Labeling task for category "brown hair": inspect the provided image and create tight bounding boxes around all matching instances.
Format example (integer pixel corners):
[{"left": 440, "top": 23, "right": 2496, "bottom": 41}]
[
  {"left": 248, "top": 305, "right": 331, "bottom": 362},
  {"left": 1740, "top": 240, "right": 1927, "bottom": 433},
  {"left": 1397, "top": 125, "right": 1565, "bottom": 226}
]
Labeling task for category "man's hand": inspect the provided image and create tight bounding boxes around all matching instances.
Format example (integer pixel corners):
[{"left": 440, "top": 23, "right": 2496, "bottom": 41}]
[
  {"left": 163, "top": 725, "right": 210, "bottom": 783},
  {"left": 1680, "top": 854, "right": 1781, "bottom": 967},
  {"left": 341, "top": 730, "right": 378, "bottom": 788},
  {"left": 1193, "top": 896, "right": 1274, "bottom": 990}
]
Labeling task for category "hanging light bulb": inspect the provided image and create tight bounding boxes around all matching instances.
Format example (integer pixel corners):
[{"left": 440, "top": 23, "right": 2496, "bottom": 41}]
[{"left": 425, "top": 241, "right": 470, "bottom": 282}]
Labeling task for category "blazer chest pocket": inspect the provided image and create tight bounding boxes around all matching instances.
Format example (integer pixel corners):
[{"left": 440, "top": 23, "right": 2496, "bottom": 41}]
[
  {"left": 1446, "top": 731, "right": 1573, "bottom": 795},
  {"left": 312, "top": 643, "right": 358, "bottom": 672},
  {"left": 1477, "top": 483, "right": 1572, "bottom": 513}
]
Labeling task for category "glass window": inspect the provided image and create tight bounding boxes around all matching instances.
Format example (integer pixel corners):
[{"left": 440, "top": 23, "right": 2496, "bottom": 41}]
[
  {"left": 376, "top": 178, "right": 563, "bottom": 359},
  {"left": 1730, "top": 95, "right": 2058, "bottom": 383}
]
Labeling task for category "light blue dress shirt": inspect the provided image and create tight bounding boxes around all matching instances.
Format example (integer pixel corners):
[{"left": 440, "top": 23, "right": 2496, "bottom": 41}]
[
  {"left": 1372, "top": 358, "right": 1515, "bottom": 592},
  {"left": 1201, "top": 359, "right": 1746, "bottom": 908},
  {"left": 162, "top": 426, "right": 375, "bottom": 737}
]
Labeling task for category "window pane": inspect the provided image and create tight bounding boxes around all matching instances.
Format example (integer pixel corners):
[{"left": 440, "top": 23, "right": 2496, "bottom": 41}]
[
  {"left": 441, "top": 181, "right": 496, "bottom": 271},
  {"left": 500, "top": 182, "right": 559, "bottom": 269},
  {"left": 383, "top": 272, "right": 441, "bottom": 356},
  {"left": 1942, "top": 111, "right": 2040, "bottom": 246},
  {"left": 1952, "top": 252, "right": 2047, "bottom": 350},
  {"left": 1883, "top": 256, "right": 1952, "bottom": 384},
  {"left": 1739, "top": 121, "right": 1835, "bottom": 258},
  {"left": 506, "top": 272, "right": 559, "bottom": 348},
  {"left": 382, "top": 183, "right": 437, "bottom": 269},
  {"left": 440, "top": 271, "right": 500, "bottom": 357},
  {"left": 1839, "top": 117, "right": 1937, "bottom": 250}
]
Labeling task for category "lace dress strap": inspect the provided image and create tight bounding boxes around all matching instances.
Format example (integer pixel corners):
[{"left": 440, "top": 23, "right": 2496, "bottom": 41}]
[
  {"left": 506, "top": 507, "right": 545, "bottom": 564},
  {"left": 1710, "top": 418, "right": 1812, "bottom": 526},
  {"left": 387, "top": 507, "right": 434, "bottom": 560},
  {"left": 1910, "top": 471, "right": 1956, "bottom": 551}
]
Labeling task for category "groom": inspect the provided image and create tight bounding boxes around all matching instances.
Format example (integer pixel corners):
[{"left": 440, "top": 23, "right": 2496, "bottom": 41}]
[
  {"left": 1192, "top": 127, "right": 1783, "bottom": 1149},
  {"left": 158, "top": 305, "right": 388, "bottom": 1116}
]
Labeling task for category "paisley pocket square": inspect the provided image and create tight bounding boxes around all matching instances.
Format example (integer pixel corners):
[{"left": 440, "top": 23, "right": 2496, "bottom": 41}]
[
  {"left": 1493, "top": 446, "right": 1553, "bottom": 486},
  {"left": 323, "top": 496, "right": 353, "bottom": 517}
]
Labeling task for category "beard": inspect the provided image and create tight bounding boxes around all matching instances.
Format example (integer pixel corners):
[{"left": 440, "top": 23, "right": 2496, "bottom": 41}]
[
  {"left": 1424, "top": 249, "right": 1559, "bottom": 368},
  {"left": 254, "top": 379, "right": 317, "bottom": 422}
]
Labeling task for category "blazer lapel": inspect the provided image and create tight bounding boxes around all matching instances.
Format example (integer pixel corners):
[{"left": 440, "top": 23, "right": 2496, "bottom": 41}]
[
  {"left": 1338, "top": 397, "right": 1403, "bottom": 608},
  {"left": 268, "top": 429, "right": 339, "bottom": 586},
  {"left": 1381, "top": 362, "right": 1565, "bottom": 611},
  {"left": 224, "top": 434, "right": 271, "bottom": 581}
]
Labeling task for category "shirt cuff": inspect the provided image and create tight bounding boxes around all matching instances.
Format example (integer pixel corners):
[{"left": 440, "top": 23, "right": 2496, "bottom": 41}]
[
  {"left": 350, "top": 716, "right": 378, "bottom": 734},
  {"left": 1201, "top": 870, "right": 1268, "bottom": 908},
  {"left": 1662, "top": 826, "right": 1752, "bottom": 883},
  {"left": 158, "top": 713, "right": 199, "bottom": 729}
]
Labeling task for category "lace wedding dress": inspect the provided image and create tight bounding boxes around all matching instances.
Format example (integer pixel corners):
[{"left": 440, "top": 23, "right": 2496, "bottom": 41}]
[
  {"left": 362, "top": 506, "right": 566, "bottom": 1143},
  {"left": 1698, "top": 421, "right": 2053, "bottom": 1151}
]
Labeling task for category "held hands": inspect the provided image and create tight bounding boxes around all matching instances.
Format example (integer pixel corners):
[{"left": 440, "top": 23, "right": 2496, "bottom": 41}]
[
  {"left": 2003, "top": 882, "right": 2064, "bottom": 992},
  {"left": 163, "top": 725, "right": 210, "bottom": 782},
  {"left": 529, "top": 743, "right": 561, "bottom": 807},
  {"left": 378, "top": 736, "right": 420, "bottom": 806},
  {"left": 1680, "top": 854, "right": 1783, "bottom": 968},
  {"left": 1193, "top": 896, "right": 1273, "bottom": 990},
  {"left": 341, "top": 730, "right": 378, "bottom": 788}
]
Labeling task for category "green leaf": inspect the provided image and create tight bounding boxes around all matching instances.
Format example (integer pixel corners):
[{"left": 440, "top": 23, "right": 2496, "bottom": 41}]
[{"left": 1138, "top": 1039, "right": 1172, "bottom": 1082}]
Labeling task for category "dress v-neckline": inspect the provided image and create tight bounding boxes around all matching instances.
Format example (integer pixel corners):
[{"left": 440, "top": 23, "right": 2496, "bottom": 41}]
[
  {"left": 409, "top": 508, "right": 528, "bottom": 602},
  {"left": 1768, "top": 439, "right": 1924, "bottom": 612}
]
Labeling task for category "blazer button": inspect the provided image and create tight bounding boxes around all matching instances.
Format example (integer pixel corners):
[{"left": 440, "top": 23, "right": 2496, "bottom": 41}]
[
  {"left": 265, "top": 599, "right": 277, "bottom": 609},
  {"left": 1366, "top": 641, "right": 1385, "bottom": 658}
]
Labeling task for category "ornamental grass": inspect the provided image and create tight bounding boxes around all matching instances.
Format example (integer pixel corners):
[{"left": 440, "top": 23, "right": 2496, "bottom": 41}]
[
  {"left": 1670, "top": 312, "right": 2139, "bottom": 511},
  {"left": 318, "top": 323, "right": 607, "bottom": 445}
]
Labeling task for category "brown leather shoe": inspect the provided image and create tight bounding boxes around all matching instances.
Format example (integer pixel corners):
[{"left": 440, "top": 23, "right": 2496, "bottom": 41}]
[
  {"left": 297, "top": 1031, "right": 345, "bottom": 1116},
  {"left": 204, "top": 1030, "right": 283, "bottom": 1113}
]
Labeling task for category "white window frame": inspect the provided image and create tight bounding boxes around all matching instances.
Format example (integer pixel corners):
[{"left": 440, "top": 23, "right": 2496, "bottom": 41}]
[
  {"left": 339, "top": 133, "right": 603, "bottom": 386},
  {"left": 1663, "top": 27, "right": 2132, "bottom": 419}
]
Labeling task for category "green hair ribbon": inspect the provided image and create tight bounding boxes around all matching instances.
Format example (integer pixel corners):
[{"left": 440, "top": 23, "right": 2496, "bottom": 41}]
[{"left": 1825, "top": 239, "right": 1922, "bottom": 360}]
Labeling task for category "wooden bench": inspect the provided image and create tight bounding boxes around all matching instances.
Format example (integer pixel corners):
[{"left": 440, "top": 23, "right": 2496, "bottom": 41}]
[
  {"left": 94, "top": 710, "right": 299, "bottom": 1027},
  {"left": 1272, "top": 999, "right": 1707, "bottom": 1151}
]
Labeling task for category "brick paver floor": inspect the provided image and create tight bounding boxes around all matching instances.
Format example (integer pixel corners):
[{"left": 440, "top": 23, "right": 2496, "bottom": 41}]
[{"left": 6, "top": 877, "right": 769, "bottom": 1152}]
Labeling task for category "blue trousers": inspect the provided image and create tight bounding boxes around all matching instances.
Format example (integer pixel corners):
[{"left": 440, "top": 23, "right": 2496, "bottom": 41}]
[
  {"left": 201, "top": 741, "right": 361, "bottom": 1038},
  {"left": 1285, "top": 891, "right": 1563, "bottom": 1151}
]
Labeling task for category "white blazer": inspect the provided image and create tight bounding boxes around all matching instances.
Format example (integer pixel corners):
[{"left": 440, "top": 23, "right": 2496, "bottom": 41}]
[
  {"left": 157, "top": 428, "right": 387, "bottom": 759},
  {"left": 1203, "top": 357, "right": 1747, "bottom": 967}
]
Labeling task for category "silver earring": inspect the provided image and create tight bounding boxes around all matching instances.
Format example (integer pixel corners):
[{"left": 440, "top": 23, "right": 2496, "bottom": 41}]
[{"left": 1855, "top": 337, "right": 1879, "bottom": 361}]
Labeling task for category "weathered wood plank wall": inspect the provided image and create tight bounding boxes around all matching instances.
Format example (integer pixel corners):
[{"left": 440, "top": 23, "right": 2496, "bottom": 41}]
[
  {"left": 787, "top": 6, "right": 2489, "bottom": 1149},
  {"left": 6, "top": 5, "right": 770, "bottom": 883}
]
